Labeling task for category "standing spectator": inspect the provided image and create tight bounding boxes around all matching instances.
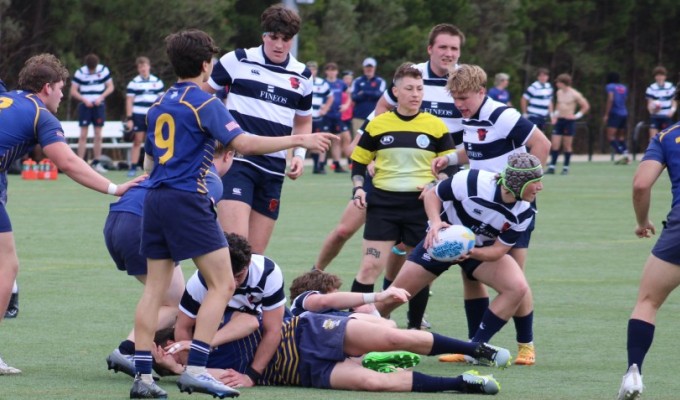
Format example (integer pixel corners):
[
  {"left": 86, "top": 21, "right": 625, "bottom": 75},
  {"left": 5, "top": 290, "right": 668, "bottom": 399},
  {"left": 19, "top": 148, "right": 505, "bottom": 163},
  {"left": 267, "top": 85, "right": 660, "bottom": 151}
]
[
  {"left": 645, "top": 66, "right": 676, "bottom": 140},
  {"left": 70, "top": 53, "right": 114, "bottom": 173},
  {"left": 603, "top": 72, "right": 630, "bottom": 164},
  {"left": 488, "top": 73, "right": 511, "bottom": 106},
  {"left": 616, "top": 119, "right": 680, "bottom": 400},
  {"left": 307, "top": 61, "right": 334, "bottom": 174},
  {"left": 0, "top": 53, "right": 141, "bottom": 376},
  {"left": 521, "top": 68, "right": 554, "bottom": 130},
  {"left": 203, "top": 4, "right": 324, "bottom": 254},
  {"left": 324, "top": 62, "right": 351, "bottom": 173},
  {"left": 341, "top": 70, "right": 355, "bottom": 159},
  {"left": 548, "top": 73, "right": 590, "bottom": 175},
  {"left": 124, "top": 56, "right": 164, "bottom": 177},
  {"left": 351, "top": 57, "right": 386, "bottom": 137}
]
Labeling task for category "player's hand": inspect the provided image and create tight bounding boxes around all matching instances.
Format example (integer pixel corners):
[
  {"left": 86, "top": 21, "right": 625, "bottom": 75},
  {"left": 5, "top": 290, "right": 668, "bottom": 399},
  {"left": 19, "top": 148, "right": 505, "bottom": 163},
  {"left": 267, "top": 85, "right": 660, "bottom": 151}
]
[
  {"left": 93, "top": 97, "right": 102, "bottom": 106},
  {"left": 417, "top": 180, "right": 438, "bottom": 200},
  {"left": 431, "top": 156, "right": 449, "bottom": 176},
  {"left": 218, "top": 369, "right": 254, "bottom": 388},
  {"left": 83, "top": 100, "right": 93, "bottom": 108},
  {"left": 115, "top": 174, "right": 148, "bottom": 196},
  {"left": 376, "top": 286, "right": 411, "bottom": 304},
  {"left": 151, "top": 344, "right": 184, "bottom": 375},
  {"left": 125, "top": 120, "right": 134, "bottom": 131},
  {"left": 424, "top": 221, "right": 450, "bottom": 250},
  {"left": 165, "top": 340, "right": 191, "bottom": 355},
  {"left": 301, "top": 133, "right": 337, "bottom": 153},
  {"left": 635, "top": 221, "right": 656, "bottom": 238},
  {"left": 287, "top": 156, "right": 304, "bottom": 180},
  {"left": 367, "top": 161, "right": 376, "bottom": 177},
  {"left": 352, "top": 187, "right": 367, "bottom": 210}
]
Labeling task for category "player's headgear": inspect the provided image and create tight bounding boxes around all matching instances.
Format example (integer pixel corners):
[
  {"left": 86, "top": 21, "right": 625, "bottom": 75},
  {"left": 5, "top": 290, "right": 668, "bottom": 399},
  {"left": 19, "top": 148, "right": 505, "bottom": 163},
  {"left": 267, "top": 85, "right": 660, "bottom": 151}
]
[{"left": 500, "top": 153, "right": 543, "bottom": 200}]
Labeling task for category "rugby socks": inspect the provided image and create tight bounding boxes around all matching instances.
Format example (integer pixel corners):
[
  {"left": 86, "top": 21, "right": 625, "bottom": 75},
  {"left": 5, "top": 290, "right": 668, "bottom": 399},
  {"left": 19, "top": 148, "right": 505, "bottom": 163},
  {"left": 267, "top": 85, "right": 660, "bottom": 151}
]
[
  {"left": 428, "top": 332, "right": 478, "bottom": 356},
  {"left": 311, "top": 153, "right": 319, "bottom": 171},
  {"left": 351, "top": 279, "right": 374, "bottom": 293},
  {"left": 412, "top": 371, "right": 466, "bottom": 392},
  {"left": 627, "top": 318, "right": 655, "bottom": 373},
  {"left": 471, "top": 309, "right": 507, "bottom": 343},
  {"left": 119, "top": 339, "right": 135, "bottom": 356},
  {"left": 610, "top": 140, "right": 628, "bottom": 154},
  {"left": 407, "top": 287, "right": 430, "bottom": 330},
  {"left": 513, "top": 311, "right": 534, "bottom": 344},
  {"left": 187, "top": 339, "right": 211, "bottom": 368},
  {"left": 563, "top": 152, "right": 572, "bottom": 167},
  {"left": 464, "top": 297, "right": 489, "bottom": 339},
  {"left": 382, "top": 277, "right": 392, "bottom": 291},
  {"left": 618, "top": 140, "right": 628, "bottom": 153},
  {"left": 134, "top": 350, "right": 153, "bottom": 375},
  {"left": 549, "top": 150, "right": 559, "bottom": 167}
]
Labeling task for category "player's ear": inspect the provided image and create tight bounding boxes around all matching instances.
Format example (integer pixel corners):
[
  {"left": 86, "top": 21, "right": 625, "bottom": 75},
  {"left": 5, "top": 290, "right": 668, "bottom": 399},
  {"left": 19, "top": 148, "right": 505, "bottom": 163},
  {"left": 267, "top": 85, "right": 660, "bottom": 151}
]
[{"left": 41, "top": 82, "right": 52, "bottom": 95}]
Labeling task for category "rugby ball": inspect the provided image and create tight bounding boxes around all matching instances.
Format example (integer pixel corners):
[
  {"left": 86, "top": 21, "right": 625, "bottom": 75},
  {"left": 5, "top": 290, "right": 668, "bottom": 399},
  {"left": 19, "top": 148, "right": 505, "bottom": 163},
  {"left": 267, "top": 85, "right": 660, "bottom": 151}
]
[{"left": 427, "top": 225, "right": 476, "bottom": 262}]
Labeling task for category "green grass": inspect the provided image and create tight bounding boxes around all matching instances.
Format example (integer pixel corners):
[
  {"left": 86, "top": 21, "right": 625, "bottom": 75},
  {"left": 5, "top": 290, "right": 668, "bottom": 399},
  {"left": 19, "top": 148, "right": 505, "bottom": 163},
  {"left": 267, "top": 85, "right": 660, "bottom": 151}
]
[{"left": 2, "top": 161, "right": 679, "bottom": 399}]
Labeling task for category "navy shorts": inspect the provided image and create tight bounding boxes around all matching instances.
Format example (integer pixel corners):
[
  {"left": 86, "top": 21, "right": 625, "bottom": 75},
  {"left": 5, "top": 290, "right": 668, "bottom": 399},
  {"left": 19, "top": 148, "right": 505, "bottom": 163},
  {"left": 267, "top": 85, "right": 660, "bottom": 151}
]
[
  {"left": 207, "top": 310, "right": 262, "bottom": 372},
  {"left": 363, "top": 189, "right": 427, "bottom": 247},
  {"left": 141, "top": 187, "right": 227, "bottom": 261},
  {"left": 78, "top": 103, "right": 106, "bottom": 127},
  {"left": 221, "top": 161, "right": 284, "bottom": 220},
  {"left": 0, "top": 173, "right": 10, "bottom": 233},
  {"left": 528, "top": 115, "right": 547, "bottom": 130},
  {"left": 652, "top": 205, "right": 680, "bottom": 265},
  {"left": 649, "top": 115, "right": 673, "bottom": 131},
  {"left": 323, "top": 116, "right": 348, "bottom": 134},
  {"left": 103, "top": 211, "right": 146, "bottom": 275},
  {"left": 408, "top": 238, "right": 483, "bottom": 280},
  {"left": 513, "top": 214, "right": 535, "bottom": 249},
  {"left": 297, "top": 313, "right": 349, "bottom": 389},
  {"left": 312, "top": 117, "right": 328, "bottom": 133},
  {"left": 553, "top": 118, "right": 576, "bottom": 136},
  {"left": 132, "top": 113, "right": 148, "bottom": 133},
  {"left": 606, "top": 113, "right": 628, "bottom": 130}
]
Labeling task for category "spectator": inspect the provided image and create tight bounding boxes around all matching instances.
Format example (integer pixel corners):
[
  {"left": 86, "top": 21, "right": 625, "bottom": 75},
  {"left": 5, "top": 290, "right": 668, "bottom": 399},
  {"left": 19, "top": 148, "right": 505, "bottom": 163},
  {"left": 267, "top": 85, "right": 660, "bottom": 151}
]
[
  {"left": 307, "top": 61, "right": 334, "bottom": 174},
  {"left": 323, "top": 62, "right": 351, "bottom": 173},
  {"left": 521, "top": 68, "right": 554, "bottom": 131},
  {"left": 603, "top": 72, "right": 630, "bottom": 164},
  {"left": 645, "top": 66, "right": 676, "bottom": 140},
  {"left": 488, "top": 72, "right": 511, "bottom": 106},
  {"left": 351, "top": 57, "right": 386, "bottom": 137}
]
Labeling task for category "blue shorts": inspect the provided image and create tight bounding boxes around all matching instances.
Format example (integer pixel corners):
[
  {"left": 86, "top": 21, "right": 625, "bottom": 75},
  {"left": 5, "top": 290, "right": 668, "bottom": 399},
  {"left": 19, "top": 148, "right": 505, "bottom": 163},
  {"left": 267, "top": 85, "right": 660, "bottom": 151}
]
[
  {"left": 553, "top": 118, "right": 576, "bottom": 136},
  {"left": 408, "top": 239, "right": 483, "bottom": 280},
  {"left": 132, "top": 113, "right": 148, "bottom": 133},
  {"left": 0, "top": 173, "right": 10, "bottom": 232},
  {"left": 141, "top": 187, "right": 227, "bottom": 261},
  {"left": 528, "top": 115, "right": 547, "bottom": 130},
  {"left": 323, "top": 116, "right": 348, "bottom": 134},
  {"left": 312, "top": 117, "right": 328, "bottom": 133},
  {"left": 297, "top": 313, "right": 349, "bottom": 389},
  {"left": 103, "top": 211, "right": 146, "bottom": 275},
  {"left": 649, "top": 115, "right": 673, "bottom": 131},
  {"left": 207, "top": 311, "right": 262, "bottom": 372},
  {"left": 607, "top": 114, "right": 628, "bottom": 130},
  {"left": 221, "top": 161, "right": 284, "bottom": 220},
  {"left": 513, "top": 213, "right": 536, "bottom": 249},
  {"left": 652, "top": 205, "right": 680, "bottom": 265},
  {"left": 78, "top": 103, "right": 106, "bottom": 127}
]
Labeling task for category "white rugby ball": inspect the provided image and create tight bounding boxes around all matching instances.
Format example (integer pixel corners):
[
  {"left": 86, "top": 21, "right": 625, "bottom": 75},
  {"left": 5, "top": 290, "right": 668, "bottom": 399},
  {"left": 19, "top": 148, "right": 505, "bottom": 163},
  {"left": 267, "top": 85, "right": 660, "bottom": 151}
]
[{"left": 427, "top": 225, "right": 476, "bottom": 262}]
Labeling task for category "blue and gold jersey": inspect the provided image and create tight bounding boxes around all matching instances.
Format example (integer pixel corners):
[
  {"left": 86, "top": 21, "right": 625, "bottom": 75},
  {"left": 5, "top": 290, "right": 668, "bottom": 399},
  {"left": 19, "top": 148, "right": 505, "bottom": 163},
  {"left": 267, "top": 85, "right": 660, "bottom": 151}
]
[
  {"left": 0, "top": 91, "right": 65, "bottom": 173},
  {"left": 145, "top": 82, "right": 244, "bottom": 193},
  {"left": 644, "top": 122, "right": 680, "bottom": 207},
  {"left": 260, "top": 316, "right": 301, "bottom": 386},
  {"left": 351, "top": 111, "right": 454, "bottom": 192}
]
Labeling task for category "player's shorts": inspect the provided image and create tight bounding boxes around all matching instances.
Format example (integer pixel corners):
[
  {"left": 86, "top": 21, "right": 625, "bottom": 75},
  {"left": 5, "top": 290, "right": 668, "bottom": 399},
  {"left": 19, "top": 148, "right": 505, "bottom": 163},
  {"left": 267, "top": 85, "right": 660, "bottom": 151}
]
[
  {"left": 221, "top": 161, "right": 284, "bottom": 220},
  {"left": 652, "top": 205, "right": 680, "bottom": 265},
  {"left": 528, "top": 115, "right": 548, "bottom": 130},
  {"left": 606, "top": 113, "right": 628, "bottom": 130},
  {"left": 132, "top": 113, "right": 148, "bottom": 133},
  {"left": 649, "top": 115, "right": 673, "bottom": 131},
  {"left": 312, "top": 117, "right": 328, "bottom": 133},
  {"left": 207, "top": 310, "right": 262, "bottom": 372},
  {"left": 323, "top": 116, "right": 348, "bottom": 134},
  {"left": 78, "top": 103, "right": 106, "bottom": 127},
  {"left": 552, "top": 118, "right": 576, "bottom": 136},
  {"left": 104, "top": 211, "right": 146, "bottom": 275},
  {"left": 297, "top": 313, "right": 349, "bottom": 389},
  {"left": 513, "top": 213, "right": 536, "bottom": 249},
  {"left": 141, "top": 187, "right": 227, "bottom": 261},
  {"left": 363, "top": 188, "right": 427, "bottom": 247},
  {"left": 408, "top": 238, "right": 483, "bottom": 280},
  {"left": 0, "top": 173, "right": 9, "bottom": 233}
]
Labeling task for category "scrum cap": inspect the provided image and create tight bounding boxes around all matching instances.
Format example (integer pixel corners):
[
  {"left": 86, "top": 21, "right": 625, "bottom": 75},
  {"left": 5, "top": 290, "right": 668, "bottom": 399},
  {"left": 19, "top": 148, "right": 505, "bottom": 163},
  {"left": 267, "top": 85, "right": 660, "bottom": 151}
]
[{"left": 500, "top": 153, "right": 543, "bottom": 199}]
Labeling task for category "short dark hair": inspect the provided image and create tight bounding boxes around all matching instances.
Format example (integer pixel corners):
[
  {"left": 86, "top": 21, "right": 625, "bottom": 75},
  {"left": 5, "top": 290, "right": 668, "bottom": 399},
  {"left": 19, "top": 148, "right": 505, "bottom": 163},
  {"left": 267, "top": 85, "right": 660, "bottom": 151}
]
[
  {"left": 393, "top": 62, "right": 422, "bottom": 84},
  {"left": 225, "top": 232, "right": 252, "bottom": 275},
  {"left": 136, "top": 56, "right": 150, "bottom": 66},
  {"left": 289, "top": 270, "right": 342, "bottom": 301},
  {"left": 555, "top": 73, "right": 572, "bottom": 86},
  {"left": 18, "top": 53, "right": 69, "bottom": 93},
  {"left": 536, "top": 67, "right": 549, "bottom": 77},
  {"left": 428, "top": 23, "right": 465, "bottom": 47},
  {"left": 652, "top": 66, "right": 667, "bottom": 77},
  {"left": 606, "top": 72, "right": 620, "bottom": 84},
  {"left": 84, "top": 53, "right": 99, "bottom": 70},
  {"left": 165, "top": 29, "right": 219, "bottom": 79},
  {"left": 261, "top": 4, "right": 301, "bottom": 39}
]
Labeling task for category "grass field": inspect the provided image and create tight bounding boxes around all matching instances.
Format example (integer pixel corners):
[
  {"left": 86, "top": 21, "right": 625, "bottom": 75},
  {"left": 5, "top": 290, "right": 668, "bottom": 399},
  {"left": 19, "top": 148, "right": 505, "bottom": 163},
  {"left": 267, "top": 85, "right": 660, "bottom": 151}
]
[{"left": 2, "top": 160, "right": 679, "bottom": 399}]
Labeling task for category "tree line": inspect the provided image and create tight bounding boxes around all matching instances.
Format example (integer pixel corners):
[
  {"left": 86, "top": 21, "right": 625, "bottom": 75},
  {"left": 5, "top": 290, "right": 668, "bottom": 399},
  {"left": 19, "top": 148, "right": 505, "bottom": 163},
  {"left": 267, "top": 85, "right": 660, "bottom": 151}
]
[{"left": 1, "top": 0, "right": 678, "bottom": 153}]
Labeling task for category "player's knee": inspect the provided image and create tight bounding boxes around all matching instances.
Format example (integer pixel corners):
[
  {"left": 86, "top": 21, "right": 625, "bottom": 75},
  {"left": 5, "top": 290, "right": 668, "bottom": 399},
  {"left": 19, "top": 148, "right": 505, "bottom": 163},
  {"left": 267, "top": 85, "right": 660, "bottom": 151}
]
[{"left": 334, "top": 225, "right": 356, "bottom": 241}]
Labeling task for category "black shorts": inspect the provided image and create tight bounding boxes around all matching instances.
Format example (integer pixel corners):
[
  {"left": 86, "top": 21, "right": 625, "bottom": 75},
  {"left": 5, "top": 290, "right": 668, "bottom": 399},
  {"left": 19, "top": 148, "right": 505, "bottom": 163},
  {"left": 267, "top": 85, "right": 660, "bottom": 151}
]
[{"left": 363, "top": 188, "right": 426, "bottom": 247}]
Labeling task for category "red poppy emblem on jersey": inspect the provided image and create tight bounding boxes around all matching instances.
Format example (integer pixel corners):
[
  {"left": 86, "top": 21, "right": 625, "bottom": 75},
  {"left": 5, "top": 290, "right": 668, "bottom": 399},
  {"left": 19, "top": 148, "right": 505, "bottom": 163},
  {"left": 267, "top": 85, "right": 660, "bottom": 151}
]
[
  {"left": 247, "top": 295, "right": 256, "bottom": 304},
  {"left": 501, "top": 222, "right": 511, "bottom": 232},
  {"left": 477, "top": 128, "right": 488, "bottom": 141},
  {"left": 269, "top": 199, "right": 279, "bottom": 213},
  {"left": 290, "top": 77, "right": 300, "bottom": 89}
]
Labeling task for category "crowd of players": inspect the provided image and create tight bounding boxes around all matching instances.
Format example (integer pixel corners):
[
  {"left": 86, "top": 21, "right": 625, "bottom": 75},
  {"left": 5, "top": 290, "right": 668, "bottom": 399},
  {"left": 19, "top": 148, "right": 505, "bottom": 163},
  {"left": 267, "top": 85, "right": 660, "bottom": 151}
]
[{"left": 1, "top": 3, "right": 680, "bottom": 400}]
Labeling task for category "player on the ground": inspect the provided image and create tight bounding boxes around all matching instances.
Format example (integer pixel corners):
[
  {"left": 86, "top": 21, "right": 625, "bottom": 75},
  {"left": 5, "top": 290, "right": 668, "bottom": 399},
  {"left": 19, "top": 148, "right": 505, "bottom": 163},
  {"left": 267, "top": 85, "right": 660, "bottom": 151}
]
[
  {"left": 616, "top": 118, "right": 680, "bottom": 400},
  {"left": 130, "top": 29, "right": 333, "bottom": 399}
]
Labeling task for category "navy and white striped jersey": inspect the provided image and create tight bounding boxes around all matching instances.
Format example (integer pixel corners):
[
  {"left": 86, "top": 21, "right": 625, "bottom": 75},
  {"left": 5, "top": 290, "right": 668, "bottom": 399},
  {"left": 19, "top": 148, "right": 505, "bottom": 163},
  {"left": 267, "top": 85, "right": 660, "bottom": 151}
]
[
  {"left": 383, "top": 61, "right": 463, "bottom": 147},
  {"left": 126, "top": 74, "right": 164, "bottom": 115},
  {"left": 522, "top": 80, "right": 553, "bottom": 118},
  {"left": 311, "top": 77, "right": 331, "bottom": 119},
  {"left": 462, "top": 97, "right": 536, "bottom": 173},
  {"left": 436, "top": 169, "right": 535, "bottom": 247},
  {"left": 72, "top": 64, "right": 112, "bottom": 103},
  {"left": 289, "top": 290, "right": 340, "bottom": 316},
  {"left": 645, "top": 81, "right": 676, "bottom": 117},
  {"left": 208, "top": 46, "right": 313, "bottom": 175},
  {"left": 179, "top": 254, "right": 286, "bottom": 318}
]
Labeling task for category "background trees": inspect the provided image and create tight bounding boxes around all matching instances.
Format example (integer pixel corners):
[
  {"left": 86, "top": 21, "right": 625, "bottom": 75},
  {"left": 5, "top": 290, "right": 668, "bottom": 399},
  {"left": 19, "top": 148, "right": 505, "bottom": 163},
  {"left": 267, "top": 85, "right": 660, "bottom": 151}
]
[{"left": 1, "top": 0, "right": 678, "bottom": 153}]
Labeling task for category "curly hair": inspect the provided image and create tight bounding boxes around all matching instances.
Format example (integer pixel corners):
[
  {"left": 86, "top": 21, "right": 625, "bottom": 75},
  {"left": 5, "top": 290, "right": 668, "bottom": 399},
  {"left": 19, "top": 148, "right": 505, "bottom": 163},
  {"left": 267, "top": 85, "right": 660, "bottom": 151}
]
[
  {"left": 289, "top": 270, "right": 342, "bottom": 301},
  {"left": 225, "top": 232, "right": 252, "bottom": 275},
  {"left": 17, "top": 54, "right": 69, "bottom": 93},
  {"left": 261, "top": 4, "right": 301, "bottom": 39},
  {"left": 165, "top": 29, "right": 219, "bottom": 79}
]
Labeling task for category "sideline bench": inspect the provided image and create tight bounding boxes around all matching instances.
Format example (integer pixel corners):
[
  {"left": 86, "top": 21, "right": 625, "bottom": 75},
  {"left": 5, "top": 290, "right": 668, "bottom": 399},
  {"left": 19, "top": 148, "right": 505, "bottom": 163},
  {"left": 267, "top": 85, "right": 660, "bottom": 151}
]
[{"left": 61, "top": 121, "right": 133, "bottom": 162}]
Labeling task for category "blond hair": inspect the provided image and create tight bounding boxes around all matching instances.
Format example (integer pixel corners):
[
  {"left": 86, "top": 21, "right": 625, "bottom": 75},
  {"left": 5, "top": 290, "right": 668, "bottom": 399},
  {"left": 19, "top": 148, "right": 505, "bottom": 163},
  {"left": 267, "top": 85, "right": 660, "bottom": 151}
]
[{"left": 446, "top": 64, "right": 486, "bottom": 95}]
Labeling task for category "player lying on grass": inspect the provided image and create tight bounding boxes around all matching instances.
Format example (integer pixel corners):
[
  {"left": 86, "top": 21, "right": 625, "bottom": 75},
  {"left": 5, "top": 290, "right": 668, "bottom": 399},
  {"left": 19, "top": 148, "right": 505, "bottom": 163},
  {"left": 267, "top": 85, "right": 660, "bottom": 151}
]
[{"left": 376, "top": 153, "right": 543, "bottom": 364}]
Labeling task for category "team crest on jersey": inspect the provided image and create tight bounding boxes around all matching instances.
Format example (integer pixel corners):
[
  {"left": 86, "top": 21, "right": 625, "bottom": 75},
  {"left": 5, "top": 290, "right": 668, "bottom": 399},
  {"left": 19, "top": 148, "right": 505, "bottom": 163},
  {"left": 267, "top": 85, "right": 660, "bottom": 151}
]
[
  {"left": 322, "top": 318, "right": 341, "bottom": 330},
  {"left": 416, "top": 134, "right": 430, "bottom": 149},
  {"left": 289, "top": 77, "right": 300, "bottom": 89},
  {"left": 477, "top": 128, "right": 488, "bottom": 141},
  {"left": 501, "top": 222, "right": 511, "bottom": 232},
  {"left": 247, "top": 294, "right": 256, "bottom": 304},
  {"left": 380, "top": 135, "right": 394, "bottom": 145}
]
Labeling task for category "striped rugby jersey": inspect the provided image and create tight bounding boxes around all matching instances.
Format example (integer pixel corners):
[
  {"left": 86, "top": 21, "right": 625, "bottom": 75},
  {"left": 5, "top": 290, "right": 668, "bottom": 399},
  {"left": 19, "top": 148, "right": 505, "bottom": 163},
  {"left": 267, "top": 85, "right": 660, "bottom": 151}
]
[
  {"left": 522, "top": 80, "right": 553, "bottom": 117},
  {"left": 645, "top": 81, "right": 676, "bottom": 117},
  {"left": 126, "top": 74, "right": 164, "bottom": 115},
  {"left": 72, "top": 64, "right": 112, "bottom": 103}
]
